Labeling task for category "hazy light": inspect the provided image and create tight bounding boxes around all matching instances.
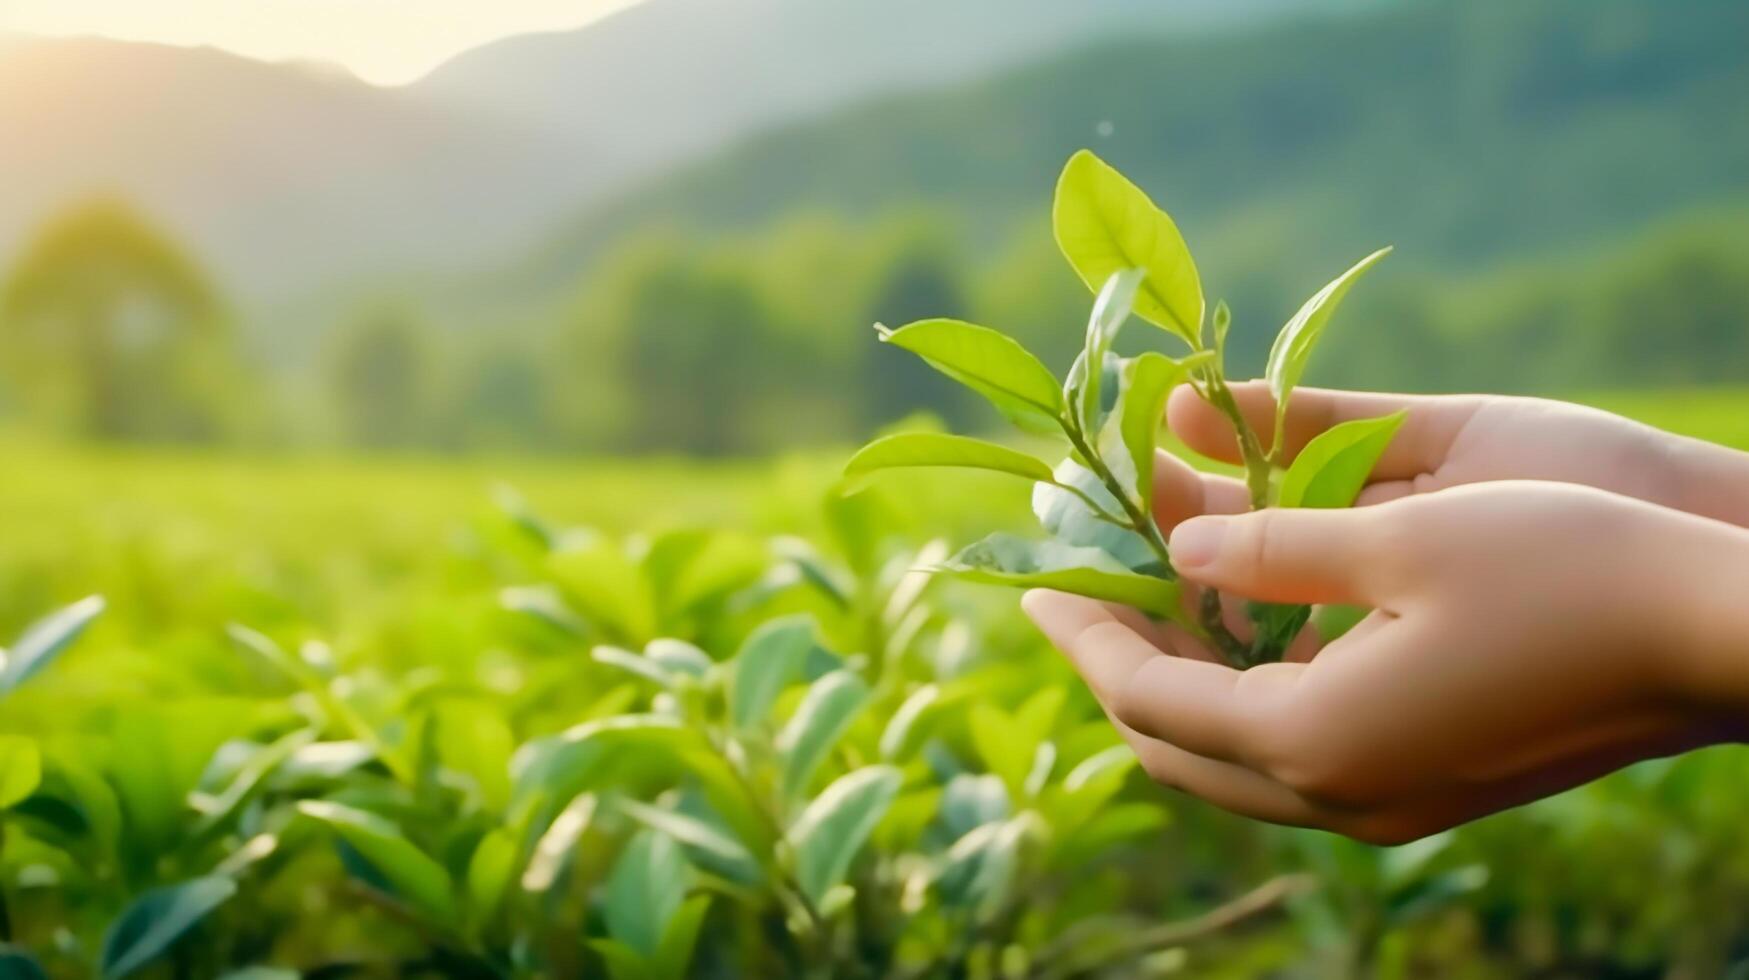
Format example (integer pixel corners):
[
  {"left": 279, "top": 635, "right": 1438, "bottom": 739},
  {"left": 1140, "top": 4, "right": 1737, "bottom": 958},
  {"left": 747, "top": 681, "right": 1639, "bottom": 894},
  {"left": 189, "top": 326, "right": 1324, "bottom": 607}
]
[{"left": 0, "top": 0, "right": 646, "bottom": 85}]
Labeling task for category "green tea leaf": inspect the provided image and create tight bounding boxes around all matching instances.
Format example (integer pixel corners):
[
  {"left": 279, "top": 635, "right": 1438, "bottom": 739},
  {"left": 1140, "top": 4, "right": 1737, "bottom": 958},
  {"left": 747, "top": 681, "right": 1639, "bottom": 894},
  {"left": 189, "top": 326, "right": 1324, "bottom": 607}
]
[
  {"left": 521, "top": 793, "right": 597, "bottom": 894},
  {"left": 1277, "top": 411, "right": 1407, "bottom": 509},
  {"left": 728, "top": 615, "right": 816, "bottom": 729},
  {"left": 644, "top": 639, "right": 713, "bottom": 678},
  {"left": 296, "top": 801, "right": 457, "bottom": 926},
  {"left": 0, "top": 595, "right": 104, "bottom": 694},
  {"left": 940, "top": 534, "right": 1186, "bottom": 625},
  {"left": 1110, "top": 351, "right": 1209, "bottom": 506},
  {"left": 652, "top": 895, "right": 712, "bottom": 980},
  {"left": 878, "top": 319, "right": 1062, "bottom": 432},
  {"left": 464, "top": 828, "right": 518, "bottom": 930},
  {"left": 1054, "top": 150, "right": 1204, "bottom": 346},
  {"left": 1213, "top": 299, "right": 1232, "bottom": 354},
  {"left": 590, "top": 941, "right": 653, "bottom": 980},
  {"left": 189, "top": 728, "right": 316, "bottom": 837},
  {"left": 1031, "top": 461, "right": 1158, "bottom": 574},
  {"left": 1265, "top": 247, "right": 1392, "bottom": 445},
  {"left": 788, "top": 765, "right": 902, "bottom": 905},
  {"left": 778, "top": 670, "right": 870, "bottom": 800},
  {"left": 970, "top": 704, "right": 1032, "bottom": 796},
  {"left": 1313, "top": 604, "right": 1371, "bottom": 642},
  {"left": 936, "top": 814, "right": 1035, "bottom": 914},
  {"left": 1065, "top": 270, "right": 1143, "bottom": 432},
  {"left": 879, "top": 684, "right": 940, "bottom": 761},
  {"left": 593, "top": 645, "right": 675, "bottom": 687},
  {"left": 0, "top": 949, "right": 49, "bottom": 980},
  {"left": 0, "top": 736, "right": 41, "bottom": 809},
  {"left": 101, "top": 876, "right": 237, "bottom": 979},
  {"left": 616, "top": 797, "right": 758, "bottom": 873},
  {"left": 605, "top": 829, "right": 688, "bottom": 958},
  {"left": 844, "top": 433, "right": 1056, "bottom": 490},
  {"left": 1063, "top": 744, "right": 1136, "bottom": 793}
]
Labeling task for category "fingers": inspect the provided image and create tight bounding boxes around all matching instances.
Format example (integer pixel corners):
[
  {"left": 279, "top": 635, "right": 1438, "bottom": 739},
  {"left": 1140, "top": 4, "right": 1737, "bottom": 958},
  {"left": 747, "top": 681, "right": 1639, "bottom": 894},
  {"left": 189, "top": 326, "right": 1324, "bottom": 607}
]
[
  {"left": 1126, "top": 737, "right": 1334, "bottom": 829},
  {"left": 1024, "top": 590, "right": 1301, "bottom": 766},
  {"left": 1169, "top": 507, "right": 1397, "bottom": 606},
  {"left": 1166, "top": 383, "right": 1480, "bottom": 482},
  {"left": 1150, "top": 450, "right": 1249, "bottom": 530}
]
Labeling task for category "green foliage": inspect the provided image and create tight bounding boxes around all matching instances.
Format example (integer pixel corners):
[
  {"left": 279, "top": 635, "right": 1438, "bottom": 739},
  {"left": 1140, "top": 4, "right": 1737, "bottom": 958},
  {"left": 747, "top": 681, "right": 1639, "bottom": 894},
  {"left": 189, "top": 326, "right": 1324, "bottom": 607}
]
[
  {"left": 1278, "top": 412, "right": 1408, "bottom": 510},
  {"left": 2, "top": 423, "right": 1749, "bottom": 973},
  {"left": 852, "top": 152, "right": 1400, "bottom": 666},
  {"left": 1265, "top": 248, "right": 1393, "bottom": 450},
  {"left": 0, "top": 201, "right": 247, "bottom": 442},
  {"left": 1054, "top": 151, "right": 1204, "bottom": 346}
]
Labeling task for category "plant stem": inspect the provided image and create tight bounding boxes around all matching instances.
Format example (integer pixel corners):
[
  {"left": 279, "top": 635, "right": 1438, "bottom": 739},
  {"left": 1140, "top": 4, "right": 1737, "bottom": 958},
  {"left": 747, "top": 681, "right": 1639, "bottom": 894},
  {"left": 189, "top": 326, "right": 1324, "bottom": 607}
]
[
  {"left": 1061, "top": 421, "right": 1173, "bottom": 573},
  {"left": 1029, "top": 873, "right": 1315, "bottom": 978},
  {"left": 1199, "top": 369, "right": 1272, "bottom": 510}
]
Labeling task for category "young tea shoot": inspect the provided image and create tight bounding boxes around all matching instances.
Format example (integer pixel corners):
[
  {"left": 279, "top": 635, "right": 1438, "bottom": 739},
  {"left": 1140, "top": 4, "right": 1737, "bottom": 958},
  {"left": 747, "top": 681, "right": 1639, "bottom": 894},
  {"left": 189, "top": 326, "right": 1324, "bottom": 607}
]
[{"left": 846, "top": 150, "right": 1404, "bottom": 668}]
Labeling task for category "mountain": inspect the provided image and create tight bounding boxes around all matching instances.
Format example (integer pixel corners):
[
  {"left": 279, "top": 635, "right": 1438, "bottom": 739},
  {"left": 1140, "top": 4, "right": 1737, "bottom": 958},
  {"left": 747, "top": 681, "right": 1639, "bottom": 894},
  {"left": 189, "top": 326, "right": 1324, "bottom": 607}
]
[
  {"left": 0, "top": 2, "right": 1308, "bottom": 314},
  {"left": 0, "top": 36, "right": 612, "bottom": 303},
  {"left": 413, "top": 0, "right": 1314, "bottom": 180},
  {"left": 508, "top": 0, "right": 1749, "bottom": 315}
]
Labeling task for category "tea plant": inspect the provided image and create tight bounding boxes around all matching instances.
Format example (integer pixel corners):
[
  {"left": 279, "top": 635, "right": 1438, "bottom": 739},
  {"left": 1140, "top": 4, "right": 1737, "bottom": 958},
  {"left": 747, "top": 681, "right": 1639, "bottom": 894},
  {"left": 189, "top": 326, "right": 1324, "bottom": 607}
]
[
  {"left": 847, "top": 151, "right": 1404, "bottom": 666},
  {"left": 0, "top": 495, "right": 1309, "bottom": 978}
]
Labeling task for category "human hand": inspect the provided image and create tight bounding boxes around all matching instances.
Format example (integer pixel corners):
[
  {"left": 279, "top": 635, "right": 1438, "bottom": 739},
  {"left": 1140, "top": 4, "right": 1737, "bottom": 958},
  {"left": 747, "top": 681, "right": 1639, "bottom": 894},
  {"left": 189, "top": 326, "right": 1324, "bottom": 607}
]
[
  {"left": 1166, "top": 383, "right": 1749, "bottom": 528},
  {"left": 1025, "top": 481, "right": 1749, "bottom": 844}
]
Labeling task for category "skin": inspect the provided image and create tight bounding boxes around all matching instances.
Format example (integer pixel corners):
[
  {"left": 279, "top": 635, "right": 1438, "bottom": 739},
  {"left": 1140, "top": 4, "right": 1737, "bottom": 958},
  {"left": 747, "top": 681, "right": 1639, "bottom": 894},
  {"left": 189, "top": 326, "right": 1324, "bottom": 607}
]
[{"left": 1024, "top": 383, "right": 1749, "bottom": 845}]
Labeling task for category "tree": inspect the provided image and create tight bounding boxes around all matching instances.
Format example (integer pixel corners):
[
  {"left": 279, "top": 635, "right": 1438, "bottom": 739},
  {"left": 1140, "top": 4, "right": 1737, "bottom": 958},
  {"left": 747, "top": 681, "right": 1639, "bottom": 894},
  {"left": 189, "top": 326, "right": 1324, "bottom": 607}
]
[
  {"left": 0, "top": 199, "right": 243, "bottom": 441},
  {"left": 324, "top": 308, "right": 436, "bottom": 449}
]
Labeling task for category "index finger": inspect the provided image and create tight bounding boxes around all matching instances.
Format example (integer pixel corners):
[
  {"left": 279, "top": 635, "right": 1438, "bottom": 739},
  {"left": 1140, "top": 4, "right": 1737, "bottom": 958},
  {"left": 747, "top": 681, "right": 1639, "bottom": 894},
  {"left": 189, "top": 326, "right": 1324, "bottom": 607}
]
[{"left": 1166, "top": 382, "right": 1482, "bottom": 482}]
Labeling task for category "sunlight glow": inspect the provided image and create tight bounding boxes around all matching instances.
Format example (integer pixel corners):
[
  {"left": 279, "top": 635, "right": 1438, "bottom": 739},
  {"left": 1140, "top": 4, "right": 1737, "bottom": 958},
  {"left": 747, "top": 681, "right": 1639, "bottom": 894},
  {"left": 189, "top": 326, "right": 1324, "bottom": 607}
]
[{"left": 0, "top": 0, "right": 646, "bottom": 85}]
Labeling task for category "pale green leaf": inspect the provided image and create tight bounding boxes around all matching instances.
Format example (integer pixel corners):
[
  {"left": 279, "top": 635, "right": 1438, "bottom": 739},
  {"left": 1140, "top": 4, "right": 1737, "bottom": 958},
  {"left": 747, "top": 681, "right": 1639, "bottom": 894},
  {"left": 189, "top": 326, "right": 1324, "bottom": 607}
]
[
  {"left": 101, "top": 877, "right": 237, "bottom": 979},
  {"left": 879, "top": 684, "right": 940, "bottom": 761},
  {"left": 878, "top": 319, "right": 1062, "bottom": 432},
  {"left": 1265, "top": 247, "right": 1393, "bottom": 444},
  {"left": 0, "top": 595, "right": 104, "bottom": 694},
  {"left": 940, "top": 534, "right": 1187, "bottom": 625},
  {"left": 296, "top": 801, "right": 456, "bottom": 926},
  {"left": 616, "top": 797, "right": 758, "bottom": 874},
  {"left": 1031, "top": 460, "right": 1158, "bottom": 574},
  {"left": 1065, "top": 270, "right": 1143, "bottom": 432},
  {"left": 728, "top": 616, "right": 815, "bottom": 729},
  {"left": 465, "top": 828, "right": 518, "bottom": 929},
  {"left": 1110, "top": 351, "right": 1210, "bottom": 506},
  {"left": 778, "top": 670, "right": 870, "bottom": 800},
  {"left": 1053, "top": 150, "right": 1204, "bottom": 345},
  {"left": 788, "top": 765, "right": 902, "bottom": 905},
  {"left": 605, "top": 829, "right": 688, "bottom": 958},
  {"left": 844, "top": 433, "right": 1055, "bottom": 490},
  {"left": 1277, "top": 412, "right": 1407, "bottom": 510},
  {"left": 0, "top": 736, "right": 41, "bottom": 809},
  {"left": 652, "top": 894, "right": 712, "bottom": 980}
]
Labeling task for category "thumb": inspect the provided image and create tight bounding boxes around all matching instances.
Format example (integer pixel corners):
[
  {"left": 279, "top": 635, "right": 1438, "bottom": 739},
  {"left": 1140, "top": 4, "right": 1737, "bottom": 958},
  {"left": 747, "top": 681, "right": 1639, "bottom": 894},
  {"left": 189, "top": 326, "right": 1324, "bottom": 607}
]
[{"left": 1168, "top": 508, "right": 1391, "bottom": 606}]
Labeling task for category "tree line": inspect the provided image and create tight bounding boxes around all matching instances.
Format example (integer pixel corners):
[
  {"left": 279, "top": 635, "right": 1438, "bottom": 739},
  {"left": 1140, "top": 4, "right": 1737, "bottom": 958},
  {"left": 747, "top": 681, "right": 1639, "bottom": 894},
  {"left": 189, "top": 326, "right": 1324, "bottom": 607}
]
[{"left": 1, "top": 199, "right": 1745, "bottom": 454}]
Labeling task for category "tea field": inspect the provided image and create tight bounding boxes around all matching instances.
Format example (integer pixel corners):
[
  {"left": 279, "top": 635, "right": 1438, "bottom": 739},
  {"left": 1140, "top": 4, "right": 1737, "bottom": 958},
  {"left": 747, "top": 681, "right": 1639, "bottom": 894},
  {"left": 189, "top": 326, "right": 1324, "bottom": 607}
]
[{"left": 1, "top": 389, "right": 1747, "bottom": 978}]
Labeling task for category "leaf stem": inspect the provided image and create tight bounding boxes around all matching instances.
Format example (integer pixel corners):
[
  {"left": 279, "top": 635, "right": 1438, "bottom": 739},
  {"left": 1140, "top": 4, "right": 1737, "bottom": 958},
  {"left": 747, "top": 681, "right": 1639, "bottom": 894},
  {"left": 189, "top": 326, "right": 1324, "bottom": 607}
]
[
  {"left": 1060, "top": 418, "right": 1174, "bottom": 575},
  {"left": 1198, "top": 369, "right": 1273, "bottom": 511}
]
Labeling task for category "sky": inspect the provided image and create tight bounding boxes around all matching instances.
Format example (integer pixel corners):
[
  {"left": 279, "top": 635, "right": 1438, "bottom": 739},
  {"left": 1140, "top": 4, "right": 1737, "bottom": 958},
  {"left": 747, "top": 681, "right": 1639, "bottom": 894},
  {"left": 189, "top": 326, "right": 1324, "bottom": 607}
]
[{"left": 0, "top": 0, "right": 646, "bottom": 85}]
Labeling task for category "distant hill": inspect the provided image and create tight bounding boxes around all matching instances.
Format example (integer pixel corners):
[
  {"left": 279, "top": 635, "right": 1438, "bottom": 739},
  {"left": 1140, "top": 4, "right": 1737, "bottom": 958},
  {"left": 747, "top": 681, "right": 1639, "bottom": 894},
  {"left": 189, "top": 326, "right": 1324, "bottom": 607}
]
[
  {"left": 0, "top": 1, "right": 1303, "bottom": 314},
  {"left": 509, "top": 0, "right": 1749, "bottom": 318},
  {"left": 0, "top": 36, "right": 604, "bottom": 302},
  {"left": 415, "top": 0, "right": 1313, "bottom": 178}
]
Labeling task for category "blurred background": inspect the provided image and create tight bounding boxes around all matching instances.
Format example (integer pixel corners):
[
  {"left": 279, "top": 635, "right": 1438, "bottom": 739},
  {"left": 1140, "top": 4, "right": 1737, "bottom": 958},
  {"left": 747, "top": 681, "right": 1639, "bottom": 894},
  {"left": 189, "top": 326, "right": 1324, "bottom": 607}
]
[
  {"left": 2, "top": 0, "right": 1744, "bottom": 456},
  {"left": 3, "top": 1, "right": 1749, "bottom": 974}
]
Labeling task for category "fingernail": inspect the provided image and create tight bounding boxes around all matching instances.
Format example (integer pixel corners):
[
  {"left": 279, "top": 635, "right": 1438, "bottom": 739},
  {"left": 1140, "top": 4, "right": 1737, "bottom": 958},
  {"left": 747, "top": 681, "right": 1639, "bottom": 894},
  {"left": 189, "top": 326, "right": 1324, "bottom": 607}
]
[{"left": 1170, "top": 518, "right": 1226, "bottom": 568}]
